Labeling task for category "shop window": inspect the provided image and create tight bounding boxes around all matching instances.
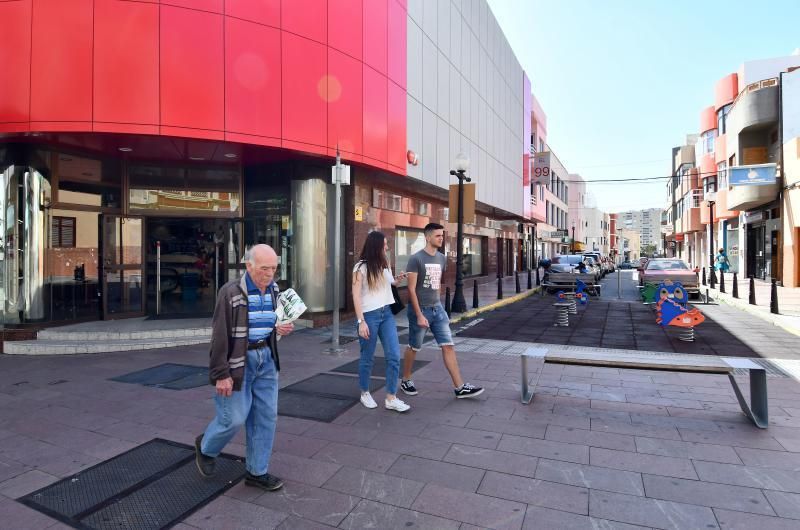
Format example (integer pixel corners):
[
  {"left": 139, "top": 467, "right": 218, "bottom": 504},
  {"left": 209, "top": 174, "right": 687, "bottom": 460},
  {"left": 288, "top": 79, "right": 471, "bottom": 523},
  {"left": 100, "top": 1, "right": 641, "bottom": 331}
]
[
  {"left": 395, "top": 228, "right": 426, "bottom": 284},
  {"left": 462, "top": 235, "right": 485, "bottom": 277},
  {"left": 51, "top": 216, "right": 76, "bottom": 248},
  {"left": 56, "top": 153, "right": 122, "bottom": 209},
  {"left": 129, "top": 165, "right": 240, "bottom": 214}
]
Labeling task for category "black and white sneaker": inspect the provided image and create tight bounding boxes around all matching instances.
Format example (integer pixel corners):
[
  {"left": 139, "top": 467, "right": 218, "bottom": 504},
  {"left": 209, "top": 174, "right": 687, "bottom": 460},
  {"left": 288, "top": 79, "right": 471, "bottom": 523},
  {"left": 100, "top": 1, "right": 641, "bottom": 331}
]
[
  {"left": 400, "top": 380, "right": 418, "bottom": 395},
  {"left": 454, "top": 383, "right": 484, "bottom": 399}
]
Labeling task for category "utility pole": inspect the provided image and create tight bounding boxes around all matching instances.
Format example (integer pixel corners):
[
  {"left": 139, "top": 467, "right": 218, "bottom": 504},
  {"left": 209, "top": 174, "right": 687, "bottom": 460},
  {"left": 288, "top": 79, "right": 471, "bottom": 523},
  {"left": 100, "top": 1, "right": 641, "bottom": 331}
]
[{"left": 328, "top": 147, "right": 349, "bottom": 353}]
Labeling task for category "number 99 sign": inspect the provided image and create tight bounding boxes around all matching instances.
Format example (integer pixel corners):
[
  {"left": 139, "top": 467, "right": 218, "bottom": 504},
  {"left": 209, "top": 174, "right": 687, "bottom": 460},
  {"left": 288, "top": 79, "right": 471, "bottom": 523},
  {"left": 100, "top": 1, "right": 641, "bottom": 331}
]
[{"left": 533, "top": 166, "right": 550, "bottom": 177}]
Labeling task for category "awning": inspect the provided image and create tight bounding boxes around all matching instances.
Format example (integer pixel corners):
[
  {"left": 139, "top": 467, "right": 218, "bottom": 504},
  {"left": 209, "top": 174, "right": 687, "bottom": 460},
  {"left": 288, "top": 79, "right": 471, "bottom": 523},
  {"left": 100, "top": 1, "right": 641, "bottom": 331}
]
[{"left": 573, "top": 241, "right": 586, "bottom": 251}]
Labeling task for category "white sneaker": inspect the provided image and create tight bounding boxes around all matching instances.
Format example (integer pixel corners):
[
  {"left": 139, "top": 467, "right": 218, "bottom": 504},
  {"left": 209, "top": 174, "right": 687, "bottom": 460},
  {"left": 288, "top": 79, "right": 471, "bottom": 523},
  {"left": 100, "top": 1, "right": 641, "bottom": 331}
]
[
  {"left": 385, "top": 397, "right": 410, "bottom": 412},
  {"left": 360, "top": 392, "right": 378, "bottom": 409}
]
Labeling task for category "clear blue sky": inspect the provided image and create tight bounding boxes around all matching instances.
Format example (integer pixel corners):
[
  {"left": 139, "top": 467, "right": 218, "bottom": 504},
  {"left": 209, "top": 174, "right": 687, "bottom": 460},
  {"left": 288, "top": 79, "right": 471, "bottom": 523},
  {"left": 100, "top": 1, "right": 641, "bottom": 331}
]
[{"left": 486, "top": 0, "right": 800, "bottom": 213}]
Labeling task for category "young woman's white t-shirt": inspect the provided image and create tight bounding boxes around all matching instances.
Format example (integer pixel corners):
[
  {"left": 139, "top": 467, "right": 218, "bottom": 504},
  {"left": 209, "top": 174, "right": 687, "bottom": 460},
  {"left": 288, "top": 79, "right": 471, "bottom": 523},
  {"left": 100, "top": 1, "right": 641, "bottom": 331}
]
[{"left": 353, "top": 262, "right": 394, "bottom": 313}]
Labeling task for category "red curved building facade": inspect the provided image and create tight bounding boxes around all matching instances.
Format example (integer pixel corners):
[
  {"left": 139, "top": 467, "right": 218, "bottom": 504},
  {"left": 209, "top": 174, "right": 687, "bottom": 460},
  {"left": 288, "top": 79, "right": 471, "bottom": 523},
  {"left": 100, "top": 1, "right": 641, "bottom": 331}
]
[{"left": 0, "top": 0, "right": 407, "bottom": 173}]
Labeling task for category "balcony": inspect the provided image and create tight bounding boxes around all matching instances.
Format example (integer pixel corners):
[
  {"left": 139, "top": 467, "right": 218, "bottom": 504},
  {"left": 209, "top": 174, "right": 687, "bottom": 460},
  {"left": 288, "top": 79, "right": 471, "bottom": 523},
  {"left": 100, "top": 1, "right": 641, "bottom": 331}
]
[
  {"left": 728, "top": 81, "right": 778, "bottom": 135},
  {"left": 726, "top": 183, "right": 778, "bottom": 211}
]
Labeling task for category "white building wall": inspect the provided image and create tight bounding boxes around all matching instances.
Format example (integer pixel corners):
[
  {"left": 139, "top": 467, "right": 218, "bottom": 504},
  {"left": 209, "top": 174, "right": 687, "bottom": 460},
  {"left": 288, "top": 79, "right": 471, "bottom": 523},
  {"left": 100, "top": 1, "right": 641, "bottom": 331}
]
[{"left": 407, "top": 0, "right": 525, "bottom": 216}]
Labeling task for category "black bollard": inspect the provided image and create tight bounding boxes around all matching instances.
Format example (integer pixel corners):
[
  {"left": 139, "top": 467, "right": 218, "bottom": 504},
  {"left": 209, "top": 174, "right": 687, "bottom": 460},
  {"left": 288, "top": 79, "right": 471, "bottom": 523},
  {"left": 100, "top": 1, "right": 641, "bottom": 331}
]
[
  {"left": 515, "top": 271, "right": 521, "bottom": 294},
  {"left": 732, "top": 272, "right": 739, "bottom": 298},
  {"left": 444, "top": 287, "right": 451, "bottom": 317},
  {"left": 719, "top": 271, "right": 725, "bottom": 293},
  {"left": 535, "top": 267, "right": 541, "bottom": 286},
  {"left": 749, "top": 276, "right": 756, "bottom": 305},
  {"left": 473, "top": 280, "right": 479, "bottom": 309},
  {"left": 709, "top": 268, "right": 717, "bottom": 289},
  {"left": 771, "top": 278, "right": 779, "bottom": 314},
  {"left": 497, "top": 276, "right": 503, "bottom": 300},
  {"left": 527, "top": 269, "right": 532, "bottom": 290},
  {"left": 702, "top": 267, "right": 707, "bottom": 286}
]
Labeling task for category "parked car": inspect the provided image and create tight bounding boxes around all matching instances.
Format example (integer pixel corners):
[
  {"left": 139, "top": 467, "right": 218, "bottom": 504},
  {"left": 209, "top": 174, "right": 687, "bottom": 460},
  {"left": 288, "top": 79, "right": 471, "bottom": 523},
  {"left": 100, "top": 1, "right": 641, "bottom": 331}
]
[
  {"left": 582, "top": 252, "right": 608, "bottom": 277},
  {"left": 619, "top": 260, "right": 634, "bottom": 270},
  {"left": 546, "top": 255, "right": 600, "bottom": 282},
  {"left": 639, "top": 258, "right": 700, "bottom": 298}
]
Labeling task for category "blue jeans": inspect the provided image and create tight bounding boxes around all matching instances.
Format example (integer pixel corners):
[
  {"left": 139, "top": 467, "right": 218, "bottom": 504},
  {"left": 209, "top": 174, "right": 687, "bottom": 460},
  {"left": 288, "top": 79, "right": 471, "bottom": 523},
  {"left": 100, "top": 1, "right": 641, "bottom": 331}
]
[
  {"left": 358, "top": 305, "right": 401, "bottom": 395},
  {"left": 407, "top": 302, "right": 454, "bottom": 352},
  {"left": 201, "top": 347, "right": 278, "bottom": 476}
]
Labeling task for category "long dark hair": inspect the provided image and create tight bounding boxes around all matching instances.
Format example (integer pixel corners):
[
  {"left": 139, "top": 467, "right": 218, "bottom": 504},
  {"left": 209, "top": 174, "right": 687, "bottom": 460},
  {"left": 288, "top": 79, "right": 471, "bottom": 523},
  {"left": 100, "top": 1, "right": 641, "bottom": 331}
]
[{"left": 358, "top": 231, "right": 389, "bottom": 290}]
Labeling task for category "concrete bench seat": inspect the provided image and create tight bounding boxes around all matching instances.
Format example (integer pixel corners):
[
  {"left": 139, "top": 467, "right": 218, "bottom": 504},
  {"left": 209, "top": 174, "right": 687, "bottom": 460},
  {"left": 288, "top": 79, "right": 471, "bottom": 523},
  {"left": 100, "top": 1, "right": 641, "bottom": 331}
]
[{"left": 519, "top": 347, "right": 768, "bottom": 428}]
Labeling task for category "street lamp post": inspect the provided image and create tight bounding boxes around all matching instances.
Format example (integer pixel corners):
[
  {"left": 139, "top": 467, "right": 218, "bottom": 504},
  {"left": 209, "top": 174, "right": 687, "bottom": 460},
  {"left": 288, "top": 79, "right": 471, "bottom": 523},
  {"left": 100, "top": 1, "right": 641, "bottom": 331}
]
[
  {"left": 571, "top": 223, "right": 576, "bottom": 253},
  {"left": 450, "top": 153, "right": 471, "bottom": 313},
  {"left": 706, "top": 191, "right": 717, "bottom": 287}
]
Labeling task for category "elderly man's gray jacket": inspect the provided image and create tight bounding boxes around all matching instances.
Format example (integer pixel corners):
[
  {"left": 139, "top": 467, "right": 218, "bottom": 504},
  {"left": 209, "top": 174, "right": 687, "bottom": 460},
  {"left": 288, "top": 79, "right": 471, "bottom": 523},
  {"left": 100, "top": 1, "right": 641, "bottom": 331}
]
[{"left": 208, "top": 275, "right": 280, "bottom": 391}]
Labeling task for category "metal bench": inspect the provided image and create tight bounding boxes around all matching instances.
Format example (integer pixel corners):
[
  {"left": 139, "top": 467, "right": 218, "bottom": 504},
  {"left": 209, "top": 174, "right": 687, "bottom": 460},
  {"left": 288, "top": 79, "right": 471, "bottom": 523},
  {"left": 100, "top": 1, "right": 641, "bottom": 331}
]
[{"left": 519, "top": 347, "right": 768, "bottom": 428}]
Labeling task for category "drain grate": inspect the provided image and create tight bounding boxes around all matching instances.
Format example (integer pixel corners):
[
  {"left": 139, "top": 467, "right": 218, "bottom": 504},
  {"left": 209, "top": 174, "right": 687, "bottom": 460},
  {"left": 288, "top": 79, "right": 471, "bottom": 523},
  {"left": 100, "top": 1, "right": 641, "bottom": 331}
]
[
  {"left": 330, "top": 358, "right": 429, "bottom": 378},
  {"left": 19, "top": 439, "right": 244, "bottom": 530},
  {"left": 277, "top": 373, "right": 384, "bottom": 423},
  {"left": 110, "top": 363, "right": 208, "bottom": 390}
]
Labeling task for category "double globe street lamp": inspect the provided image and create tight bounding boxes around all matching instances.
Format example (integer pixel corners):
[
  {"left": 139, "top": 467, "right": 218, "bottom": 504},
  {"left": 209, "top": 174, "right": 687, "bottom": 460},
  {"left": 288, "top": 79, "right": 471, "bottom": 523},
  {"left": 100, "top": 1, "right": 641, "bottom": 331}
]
[{"left": 450, "top": 153, "right": 471, "bottom": 314}]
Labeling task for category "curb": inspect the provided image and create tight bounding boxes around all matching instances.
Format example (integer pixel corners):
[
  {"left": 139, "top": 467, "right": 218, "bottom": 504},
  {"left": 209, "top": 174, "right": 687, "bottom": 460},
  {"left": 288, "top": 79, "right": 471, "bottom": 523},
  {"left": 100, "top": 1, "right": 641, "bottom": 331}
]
[
  {"left": 704, "top": 287, "right": 800, "bottom": 339},
  {"left": 449, "top": 287, "right": 541, "bottom": 324}
]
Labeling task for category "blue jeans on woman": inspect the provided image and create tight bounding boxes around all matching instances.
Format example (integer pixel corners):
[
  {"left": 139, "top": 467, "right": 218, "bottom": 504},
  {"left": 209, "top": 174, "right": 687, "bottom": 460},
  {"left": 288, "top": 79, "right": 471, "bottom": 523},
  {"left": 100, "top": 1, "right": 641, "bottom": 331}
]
[
  {"left": 358, "top": 305, "right": 401, "bottom": 395},
  {"left": 201, "top": 346, "right": 278, "bottom": 476}
]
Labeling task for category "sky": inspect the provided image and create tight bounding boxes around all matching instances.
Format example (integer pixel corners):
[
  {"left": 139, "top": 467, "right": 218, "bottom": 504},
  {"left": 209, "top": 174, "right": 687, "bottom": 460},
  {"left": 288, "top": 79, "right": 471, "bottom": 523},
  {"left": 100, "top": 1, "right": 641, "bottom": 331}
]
[{"left": 486, "top": 0, "right": 800, "bottom": 214}]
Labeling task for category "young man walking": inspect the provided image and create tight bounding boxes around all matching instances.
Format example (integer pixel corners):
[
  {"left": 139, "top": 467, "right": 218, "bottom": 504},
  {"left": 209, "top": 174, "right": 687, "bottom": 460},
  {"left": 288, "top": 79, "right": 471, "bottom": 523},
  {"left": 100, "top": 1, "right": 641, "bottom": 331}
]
[
  {"left": 400, "top": 223, "right": 484, "bottom": 398},
  {"left": 195, "top": 244, "right": 293, "bottom": 492}
]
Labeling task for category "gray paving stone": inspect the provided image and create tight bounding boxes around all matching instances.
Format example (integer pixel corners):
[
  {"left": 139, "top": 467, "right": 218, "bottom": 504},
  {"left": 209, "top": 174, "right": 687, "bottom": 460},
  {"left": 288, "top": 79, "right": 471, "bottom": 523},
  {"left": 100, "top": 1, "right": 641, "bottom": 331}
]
[
  {"left": 387, "top": 455, "right": 485, "bottom": 492},
  {"left": 734, "top": 447, "right": 800, "bottom": 471},
  {"left": 184, "top": 495, "right": 289, "bottom": 529},
  {"left": 351, "top": 411, "right": 429, "bottom": 435},
  {"left": 522, "top": 505, "right": 649, "bottom": 529},
  {"left": 411, "top": 483, "right": 526, "bottom": 530},
  {"left": 535, "top": 459, "right": 644, "bottom": 496},
  {"left": 713, "top": 508, "right": 800, "bottom": 530},
  {"left": 546, "top": 425, "right": 637, "bottom": 451},
  {"left": 339, "top": 499, "right": 460, "bottom": 530},
  {"left": 273, "top": 432, "right": 330, "bottom": 458},
  {"left": 0, "top": 494, "right": 61, "bottom": 529},
  {"left": 763, "top": 490, "right": 800, "bottom": 520},
  {"left": 630, "top": 413, "right": 720, "bottom": 432},
  {"left": 693, "top": 460, "right": 800, "bottom": 493},
  {"left": 465, "top": 415, "right": 548, "bottom": 439},
  {"left": 589, "top": 490, "right": 719, "bottom": 530},
  {"left": 443, "top": 444, "right": 539, "bottom": 478},
  {"left": 275, "top": 515, "right": 337, "bottom": 529},
  {"left": 365, "top": 431, "right": 452, "bottom": 460},
  {"left": 420, "top": 424, "right": 502, "bottom": 450},
  {"left": 312, "top": 442, "right": 400, "bottom": 473},
  {"left": 635, "top": 436, "right": 743, "bottom": 464},
  {"left": 322, "top": 467, "right": 425, "bottom": 509},
  {"left": 478, "top": 470, "right": 589, "bottom": 514},
  {"left": 269, "top": 452, "right": 341, "bottom": 487},
  {"left": 509, "top": 409, "right": 592, "bottom": 429},
  {"left": 253, "top": 481, "right": 359, "bottom": 527},
  {"left": 0, "top": 469, "right": 58, "bottom": 498},
  {"left": 498, "top": 434, "right": 590, "bottom": 464},
  {"left": 0, "top": 457, "right": 28, "bottom": 483},
  {"left": 678, "top": 427, "right": 785, "bottom": 450},
  {"left": 302, "top": 422, "right": 379, "bottom": 446},
  {"left": 589, "top": 448, "right": 698, "bottom": 479},
  {"left": 591, "top": 418, "right": 682, "bottom": 440},
  {"left": 642, "top": 474, "right": 774, "bottom": 515}
]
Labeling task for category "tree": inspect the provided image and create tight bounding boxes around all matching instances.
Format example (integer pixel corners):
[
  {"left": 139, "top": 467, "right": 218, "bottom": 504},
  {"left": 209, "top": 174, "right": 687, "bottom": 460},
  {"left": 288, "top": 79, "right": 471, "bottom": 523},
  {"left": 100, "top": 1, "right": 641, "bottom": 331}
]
[{"left": 641, "top": 244, "right": 657, "bottom": 257}]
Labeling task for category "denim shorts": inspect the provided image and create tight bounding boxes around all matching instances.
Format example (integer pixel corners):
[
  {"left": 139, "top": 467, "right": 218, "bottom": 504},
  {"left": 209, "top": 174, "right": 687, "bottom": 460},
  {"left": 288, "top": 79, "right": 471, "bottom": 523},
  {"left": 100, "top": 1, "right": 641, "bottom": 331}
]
[{"left": 407, "top": 302, "right": 454, "bottom": 351}]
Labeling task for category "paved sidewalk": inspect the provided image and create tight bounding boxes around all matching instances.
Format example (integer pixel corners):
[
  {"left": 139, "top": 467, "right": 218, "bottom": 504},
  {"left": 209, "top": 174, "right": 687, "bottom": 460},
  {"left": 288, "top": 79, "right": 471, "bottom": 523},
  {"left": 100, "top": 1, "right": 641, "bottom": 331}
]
[
  {"left": 2, "top": 329, "right": 800, "bottom": 529},
  {"left": 701, "top": 275, "right": 800, "bottom": 337}
]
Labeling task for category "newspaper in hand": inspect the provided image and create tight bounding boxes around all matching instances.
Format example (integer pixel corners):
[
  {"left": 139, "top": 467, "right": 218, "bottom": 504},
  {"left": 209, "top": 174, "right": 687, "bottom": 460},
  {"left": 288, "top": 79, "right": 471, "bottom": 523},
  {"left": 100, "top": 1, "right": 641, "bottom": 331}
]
[{"left": 275, "top": 288, "right": 307, "bottom": 325}]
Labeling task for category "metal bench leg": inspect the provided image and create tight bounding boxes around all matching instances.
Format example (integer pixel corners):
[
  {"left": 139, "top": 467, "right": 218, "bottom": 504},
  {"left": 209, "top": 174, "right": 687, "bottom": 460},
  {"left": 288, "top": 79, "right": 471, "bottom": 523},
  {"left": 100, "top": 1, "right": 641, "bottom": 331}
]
[
  {"left": 520, "top": 354, "right": 545, "bottom": 405},
  {"left": 728, "top": 369, "right": 768, "bottom": 429}
]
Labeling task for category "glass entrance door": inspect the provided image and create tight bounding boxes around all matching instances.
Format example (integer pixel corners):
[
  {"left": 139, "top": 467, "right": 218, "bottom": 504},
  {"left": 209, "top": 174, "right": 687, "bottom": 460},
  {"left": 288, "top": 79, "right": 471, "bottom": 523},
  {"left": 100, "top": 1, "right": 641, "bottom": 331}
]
[{"left": 101, "top": 216, "right": 144, "bottom": 318}]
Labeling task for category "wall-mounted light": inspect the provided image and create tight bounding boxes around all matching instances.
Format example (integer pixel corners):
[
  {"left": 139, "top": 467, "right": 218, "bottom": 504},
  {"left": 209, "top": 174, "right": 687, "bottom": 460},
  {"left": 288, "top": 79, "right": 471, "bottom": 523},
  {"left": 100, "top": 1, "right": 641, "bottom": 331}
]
[
  {"left": 224, "top": 153, "right": 237, "bottom": 159},
  {"left": 118, "top": 147, "right": 133, "bottom": 152},
  {"left": 407, "top": 150, "right": 419, "bottom": 166}
]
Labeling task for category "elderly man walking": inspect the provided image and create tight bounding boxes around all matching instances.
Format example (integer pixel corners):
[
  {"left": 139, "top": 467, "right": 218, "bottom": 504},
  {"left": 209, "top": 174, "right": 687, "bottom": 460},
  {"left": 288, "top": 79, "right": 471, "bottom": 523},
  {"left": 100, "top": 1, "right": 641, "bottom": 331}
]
[{"left": 195, "top": 244, "right": 293, "bottom": 492}]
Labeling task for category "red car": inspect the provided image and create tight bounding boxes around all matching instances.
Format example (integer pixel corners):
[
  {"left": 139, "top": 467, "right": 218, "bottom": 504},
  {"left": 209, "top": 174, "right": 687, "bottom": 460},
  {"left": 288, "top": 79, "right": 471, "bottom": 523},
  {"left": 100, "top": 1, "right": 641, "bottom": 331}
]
[{"left": 639, "top": 258, "right": 700, "bottom": 297}]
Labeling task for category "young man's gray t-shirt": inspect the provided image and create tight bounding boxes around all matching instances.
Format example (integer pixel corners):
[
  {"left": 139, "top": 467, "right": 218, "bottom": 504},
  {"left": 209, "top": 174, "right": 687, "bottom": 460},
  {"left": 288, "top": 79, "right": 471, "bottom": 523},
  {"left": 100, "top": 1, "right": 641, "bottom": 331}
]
[{"left": 407, "top": 249, "right": 446, "bottom": 308}]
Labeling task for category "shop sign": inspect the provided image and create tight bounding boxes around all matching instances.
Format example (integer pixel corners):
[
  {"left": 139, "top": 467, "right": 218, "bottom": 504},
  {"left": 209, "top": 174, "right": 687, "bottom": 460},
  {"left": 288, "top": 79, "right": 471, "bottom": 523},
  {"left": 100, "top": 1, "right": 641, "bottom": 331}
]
[
  {"left": 674, "top": 234, "right": 684, "bottom": 242},
  {"left": 730, "top": 164, "right": 776, "bottom": 186},
  {"left": 554, "top": 229, "right": 568, "bottom": 238},
  {"left": 532, "top": 152, "right": 551, "bottom": 185},
  {"left": 745, "top": 211, "right": 764, "bottom": 223},
  {"left": 354, "top": 206, "right": 363, "bottom": 221}
]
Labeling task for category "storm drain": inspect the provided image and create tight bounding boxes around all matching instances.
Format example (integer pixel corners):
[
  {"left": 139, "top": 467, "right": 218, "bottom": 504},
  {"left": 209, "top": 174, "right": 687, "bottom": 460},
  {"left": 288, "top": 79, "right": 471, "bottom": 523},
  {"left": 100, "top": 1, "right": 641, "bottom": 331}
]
[
  {"left": 110, "top": 363, "right": 208, "bottom": 390},
  {"left": 19, "top": 439, "right": 244, "bottom": 530}
]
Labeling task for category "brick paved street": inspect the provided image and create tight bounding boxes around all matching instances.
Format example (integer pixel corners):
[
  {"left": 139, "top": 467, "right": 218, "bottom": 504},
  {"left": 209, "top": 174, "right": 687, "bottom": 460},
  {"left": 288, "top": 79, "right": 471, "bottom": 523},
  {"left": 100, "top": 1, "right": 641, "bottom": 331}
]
[{"left": 2, "top": 311, "right": 800, "bottom": 529}]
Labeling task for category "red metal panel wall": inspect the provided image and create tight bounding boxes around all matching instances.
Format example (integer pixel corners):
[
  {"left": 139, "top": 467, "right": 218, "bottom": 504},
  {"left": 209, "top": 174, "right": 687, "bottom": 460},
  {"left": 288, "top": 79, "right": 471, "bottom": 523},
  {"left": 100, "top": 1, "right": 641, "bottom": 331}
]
[
  {"left": 0, "top": 0, "right": 406, "bottom": 175},
  {"left": 160, "top": 5, "right": 224, "bottom": 138},
  {"left": 94, "top": 0, "right": 159, "bottom": 132},
  {"left": 30, "top": 0, "right": 93, "bottom": 127},
  {"left": 699, "top": 106, "right": 716, "bottom": 134},
  {"left": 328, "top": 49, "right": 364, "bottom": 158},
  {"left": 714, "top": 73, "right": 738, "bottom": 111},
  {"left": 0, "top": 0, "right": 32, "bottom": 129},
  {"left": 225, "top": 17, "right": 282, "bottom": 143}
]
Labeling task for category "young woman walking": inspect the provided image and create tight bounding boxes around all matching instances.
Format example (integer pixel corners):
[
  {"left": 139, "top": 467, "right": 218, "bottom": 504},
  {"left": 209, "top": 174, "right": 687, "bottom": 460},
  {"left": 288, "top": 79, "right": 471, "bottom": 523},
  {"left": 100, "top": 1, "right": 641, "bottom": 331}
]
[{"left": 352, "top": 231, "right": 410, "bottom": 412}]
